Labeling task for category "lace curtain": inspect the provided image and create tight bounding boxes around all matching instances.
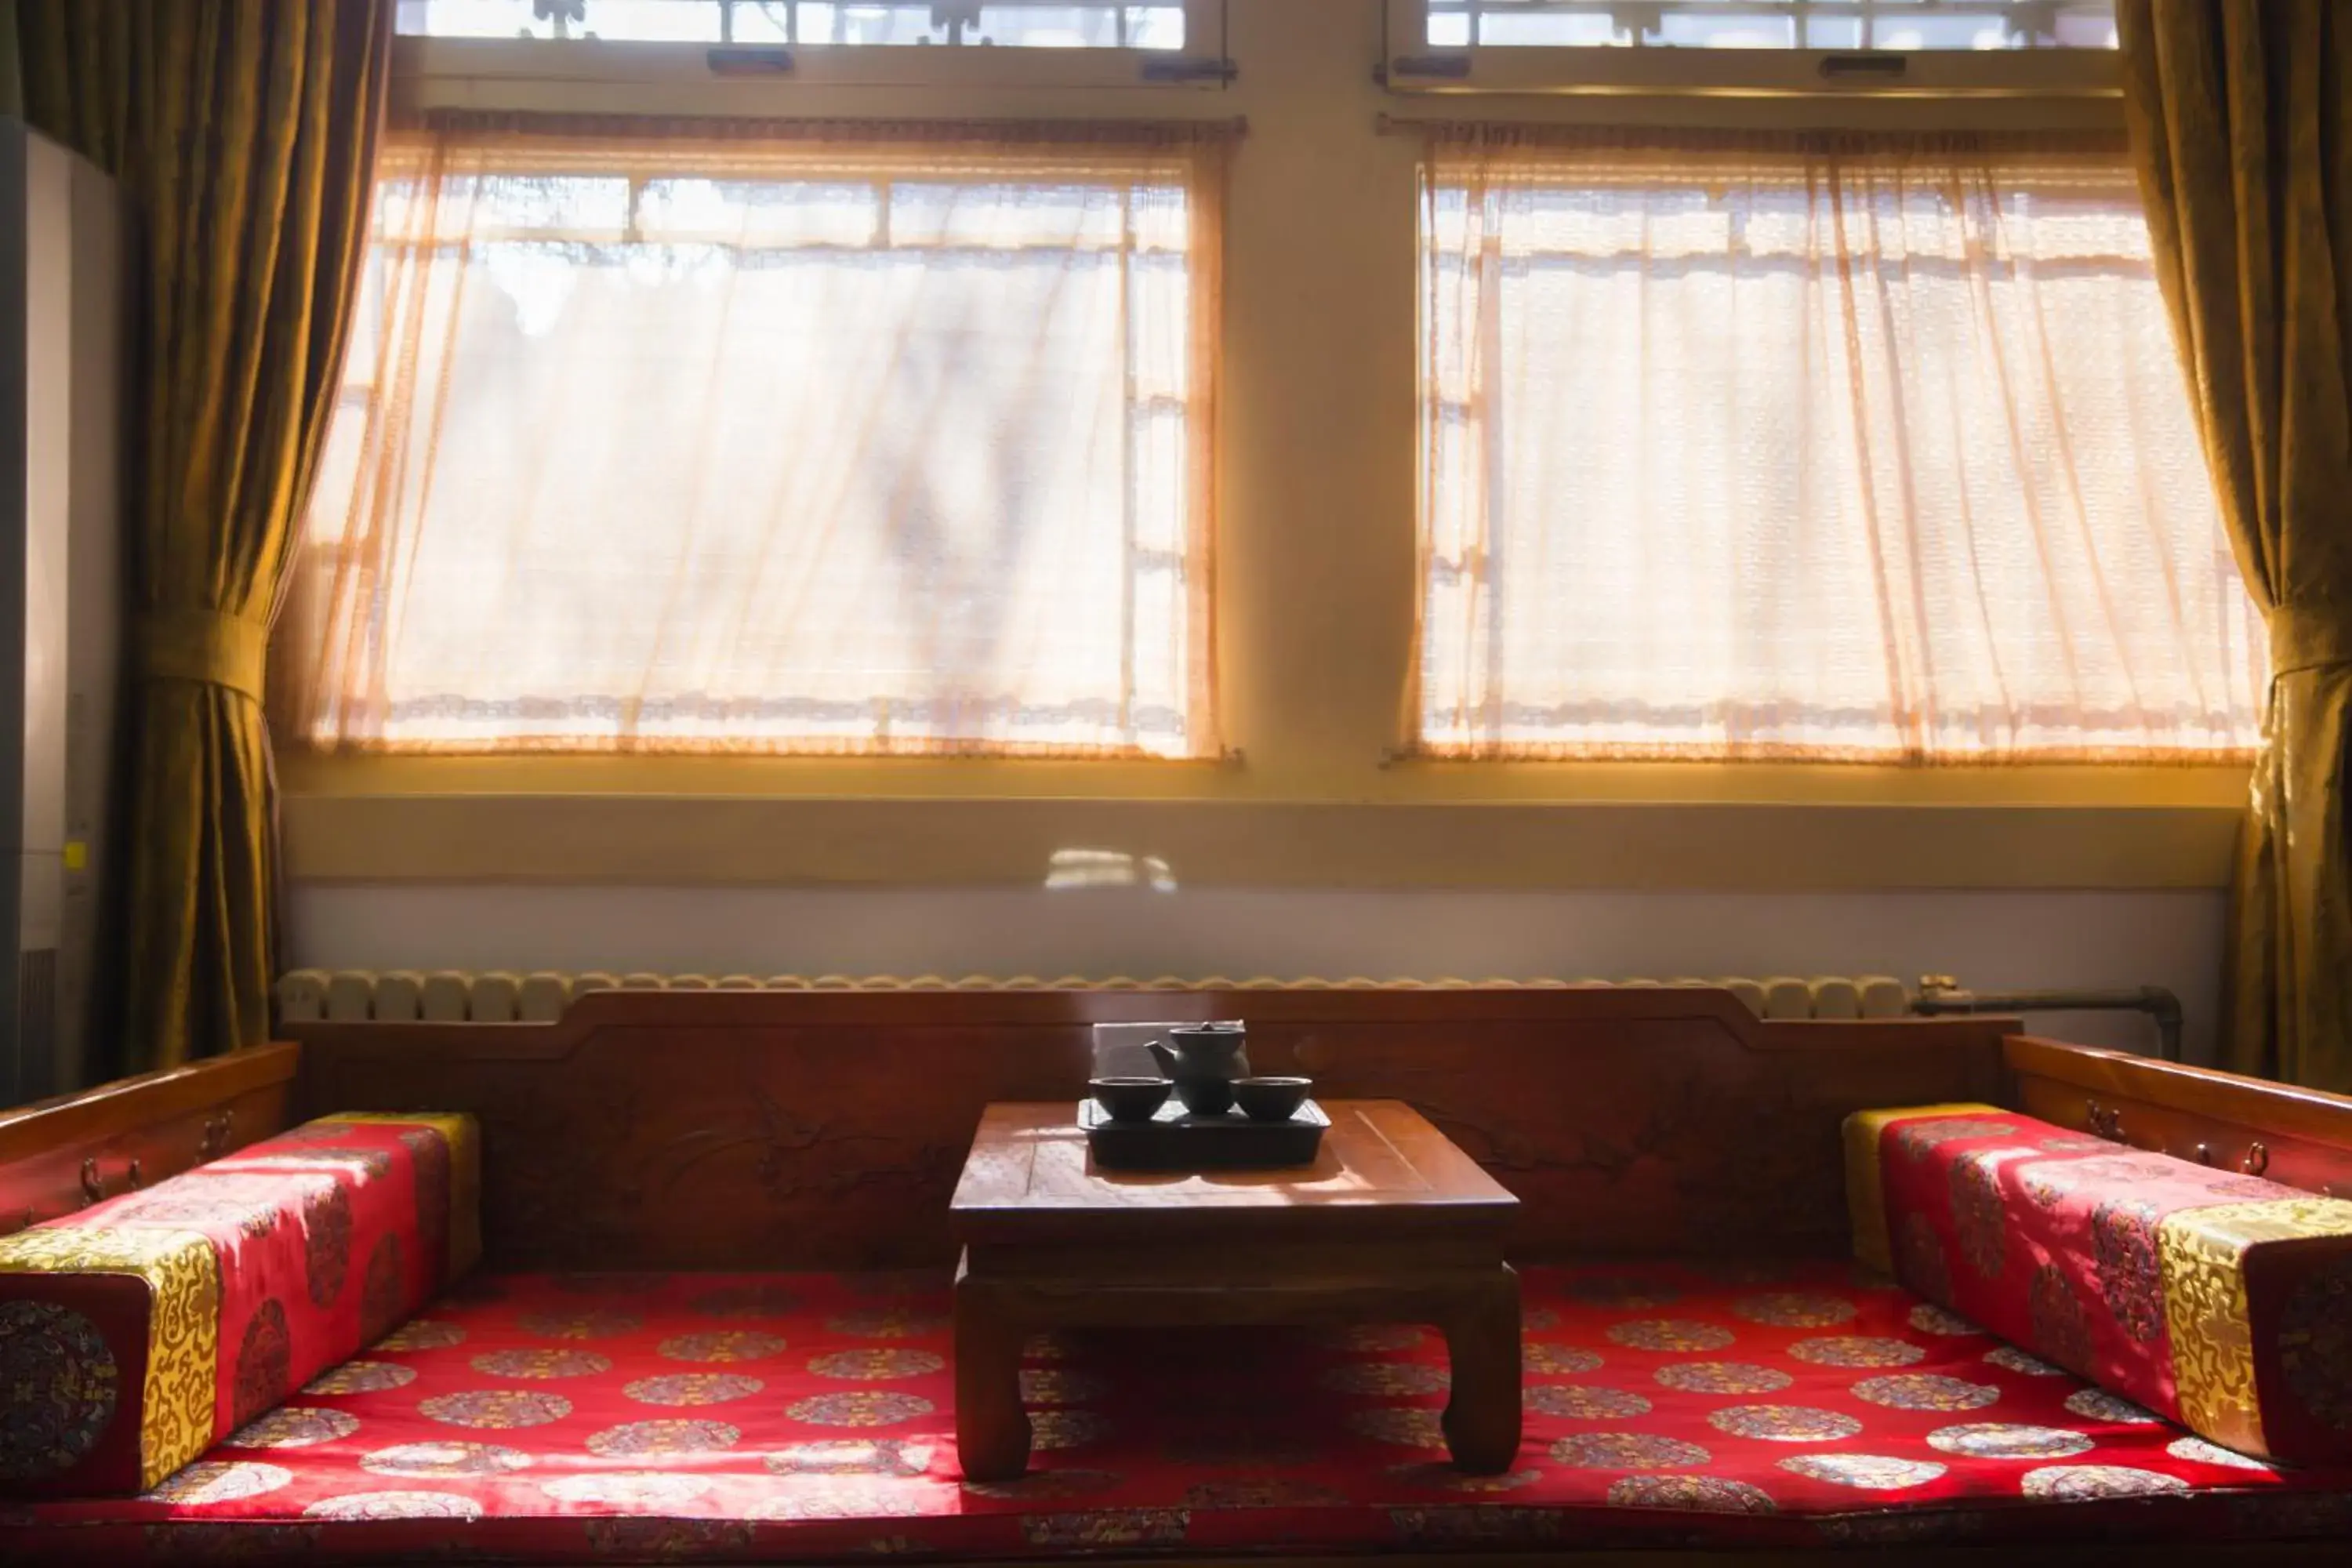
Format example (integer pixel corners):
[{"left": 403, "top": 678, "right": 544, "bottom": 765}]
[
  {"left": 1416, "top": 127, "right": 2264, "bottom": 762},
  {"left": 278, "top": 115, "right": 1228, "bottom": 757}
]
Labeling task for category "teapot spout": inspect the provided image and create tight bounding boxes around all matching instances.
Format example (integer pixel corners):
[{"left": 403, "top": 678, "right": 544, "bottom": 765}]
[{"left": 1144, "top": 1039, "right": 1178, "bottom": 1076}]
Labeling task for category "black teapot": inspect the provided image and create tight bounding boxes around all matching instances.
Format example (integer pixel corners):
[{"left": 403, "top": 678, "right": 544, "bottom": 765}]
[{"left": 1144, "top": 1022, "right": 1251, "bottom": 1116}]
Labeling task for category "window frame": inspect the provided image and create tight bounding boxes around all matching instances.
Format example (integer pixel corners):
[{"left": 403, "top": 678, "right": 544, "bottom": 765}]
[
  {"left": 397, "top": 0, "right": 1231, "bottom": 92},
  {"left": 1381, "top": 0, "right": 2120, "bottom": 102},
  {"left": 1405, "top": 129, "right": 2262, "bottom": 766},
  {"left": 284, "top": 121, "right": 1229, "bottom": 762},
  {"left": 281, "top": 2, "right": 2257, "bottom": 894}
]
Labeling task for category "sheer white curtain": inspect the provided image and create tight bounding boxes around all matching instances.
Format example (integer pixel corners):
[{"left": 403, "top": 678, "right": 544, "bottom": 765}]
[
  {"left": 1417, "top": 128, "right": 2263, "bottom": 761},
  {"left": 280, "top": 116, "right": 1227, "bottom": 757}
]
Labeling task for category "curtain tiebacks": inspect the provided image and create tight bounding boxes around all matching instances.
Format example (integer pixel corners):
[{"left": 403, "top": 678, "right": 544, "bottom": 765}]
[
  {"left": 137, "top": 608, "right": 267, "bottom": 702},
  {"left": 2270, "top": 604, "right": 2352, "bottom": 681}
]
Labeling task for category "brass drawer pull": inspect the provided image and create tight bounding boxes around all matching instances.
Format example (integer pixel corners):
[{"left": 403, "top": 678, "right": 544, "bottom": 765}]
[
  {"left": 77, "top": 1156, "right": 145, "bottom": 1205},
  {"left": 2241, "top": 1142, "right": 2270, "bottom": 1178}
]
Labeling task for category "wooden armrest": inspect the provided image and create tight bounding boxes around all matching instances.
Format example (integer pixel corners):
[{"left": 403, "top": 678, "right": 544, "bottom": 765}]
[
  {"left": 0, "top": 1043, "right": 303, "bottom": 1233},
  {"left": 2003, "top": 1034, "right": 2352, "bottom": 1200}
]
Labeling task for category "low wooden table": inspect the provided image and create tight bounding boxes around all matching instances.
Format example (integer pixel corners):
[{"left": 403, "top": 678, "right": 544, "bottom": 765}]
[{"left": 948, "top": 1098, "right": 1521, "bottom": 1482}]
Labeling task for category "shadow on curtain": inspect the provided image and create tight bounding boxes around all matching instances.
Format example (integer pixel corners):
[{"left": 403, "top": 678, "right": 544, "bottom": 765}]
[
  {"left": 2119, "top": 0, "right": 2352, "bottom": 1091},
  {"left": 11, "top": 0, "right": 391, "bottom": 1070}
]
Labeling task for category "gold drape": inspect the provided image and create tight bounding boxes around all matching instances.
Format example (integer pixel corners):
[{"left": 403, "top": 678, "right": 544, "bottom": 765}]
[
  {"left": 2120, "top": 2, "right": 2352, "bottom": 1091},
  {"left": 13, "top": 1, "right": 392, "bottom": 1069},
  {"left": 0, "top": 2, "right": 20, "bottom": 118}
]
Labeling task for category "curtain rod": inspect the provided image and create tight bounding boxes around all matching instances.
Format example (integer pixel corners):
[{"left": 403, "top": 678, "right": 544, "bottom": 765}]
[
  {"left": 406, "top": 108, "right": 1248, "bottom": 143},
  {"left": 1375, "top": 113, "right": 2124, "bottom": 155}
]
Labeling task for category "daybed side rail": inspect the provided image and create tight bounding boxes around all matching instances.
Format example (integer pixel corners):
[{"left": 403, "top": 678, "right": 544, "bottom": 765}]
[
  {"left": 0, "top": 1041, "right": 303, "bottom": 1235},
  {"left": 2004, "top": 1034, "right": 2352, "bottom": 1200}
]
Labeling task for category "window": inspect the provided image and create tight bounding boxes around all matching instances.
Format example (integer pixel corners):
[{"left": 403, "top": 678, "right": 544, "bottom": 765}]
[
  {"left": 1421, "top": 0, "right": 2116, "bottom": 50},
  {"left": 399, "top": 1, "right": 1187, "bottom": 47},
  {"left": 394, "top": 1, "right": 1231, "bottom": 89},
  {"left": 1386, "top": 1, "right": 2119, "bottom": 97},
  {"left": 281, "top": 118, "right": 1229, "bottom": 758},
  {"left": 1414, "top": 128, "right": 2263, "bottom": 762}
]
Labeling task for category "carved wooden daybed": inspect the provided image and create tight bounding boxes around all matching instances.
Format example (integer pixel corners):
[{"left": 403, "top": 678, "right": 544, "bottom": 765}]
[{"left": 2, "top": 983, "right": 2350, "bottom": 1565}]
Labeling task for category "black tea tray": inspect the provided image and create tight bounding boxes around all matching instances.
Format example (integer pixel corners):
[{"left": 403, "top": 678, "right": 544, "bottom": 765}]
[{"left": 1080, "top": 1097, "right": 1330, "bottom": 1171}]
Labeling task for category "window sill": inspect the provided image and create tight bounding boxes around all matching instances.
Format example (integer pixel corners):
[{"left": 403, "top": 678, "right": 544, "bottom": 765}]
[{"left": 278, "top": 753, "right": 2249, "bottom": 891}]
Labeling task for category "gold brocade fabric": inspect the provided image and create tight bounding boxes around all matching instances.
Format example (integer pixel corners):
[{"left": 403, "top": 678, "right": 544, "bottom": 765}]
[
  {"left": 2156, "top": 1198, "right": 2352, "bottom": 1461},
  {"left": 1840, "top": 1105, "right": 2007, "bottom": 1279},
  {"left": 7, "top": 0, "right": 394, "bottom": 1071},
  {"left": 0, "top": 1227, "right": 223, "bottom": 1490},
  {"left": 1849, "top": 1109, "right": 2352, "bottom": 1461},
  {"left": 2157, "top": 1206, "right": 2268, "bottom": 1455},
  {"left": 2118, "top": 1, "right": 2352, "bottom": 1091},
  {"left": 328, "top": 1112, "right": 484, "bottom": 1277}
]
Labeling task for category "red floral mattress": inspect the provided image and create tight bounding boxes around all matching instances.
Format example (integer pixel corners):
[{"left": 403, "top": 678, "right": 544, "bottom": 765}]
[{"left": 6, "top": 1261, "right": 2350, "bottom": 1563}]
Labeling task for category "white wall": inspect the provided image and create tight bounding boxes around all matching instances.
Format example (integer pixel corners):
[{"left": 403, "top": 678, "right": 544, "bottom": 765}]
[
  {"left": 288, "top": 884, "right": 2225, "bottom": 1062},
  {"left": 285, "top": 6, "right": 2231, "bottom": 1072}
]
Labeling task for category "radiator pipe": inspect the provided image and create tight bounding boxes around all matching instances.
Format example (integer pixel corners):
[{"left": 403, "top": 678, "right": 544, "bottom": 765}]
[{"left": 1907, "top": 978, "right": 2183, "bottom": 1063}]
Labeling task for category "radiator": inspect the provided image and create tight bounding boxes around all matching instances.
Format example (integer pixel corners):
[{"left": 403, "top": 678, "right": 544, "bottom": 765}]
[{"left": 271, "top": 970, "right": 1913, "bottom": 1025}]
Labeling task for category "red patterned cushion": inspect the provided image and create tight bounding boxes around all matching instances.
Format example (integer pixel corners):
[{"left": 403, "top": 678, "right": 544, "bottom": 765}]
[
  {"left": 1846, "top": 1104, "right": 2352, "bottom": 1465},
  {"left": 0, "top": 1113, "right": 480, "bottom": 1497},
  {"left": 2, "top": 1262, "right": 2348, "bottom": 1563}
]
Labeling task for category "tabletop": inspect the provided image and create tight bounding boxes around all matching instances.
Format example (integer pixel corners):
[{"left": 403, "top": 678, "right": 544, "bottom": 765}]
[{"left": 948, "top": 1098, "right": 1519, "bottom": 1247}]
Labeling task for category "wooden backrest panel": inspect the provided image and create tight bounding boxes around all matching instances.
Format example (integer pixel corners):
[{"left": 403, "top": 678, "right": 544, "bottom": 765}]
[
  {"left": 0, "top": 1044, "right": 302, "bottom": 1236},
  {"left": 288, "top": 988, "right": 2013, "bottom": 1269},
  {"left": 2005, "top": 1034, "right": 2352, "bottom": 1200}
]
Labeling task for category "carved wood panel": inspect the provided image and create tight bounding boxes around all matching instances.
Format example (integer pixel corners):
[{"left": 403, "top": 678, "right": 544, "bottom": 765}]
[{"left": 291, "top": 989, "right": 2014, "bottom": 1270}]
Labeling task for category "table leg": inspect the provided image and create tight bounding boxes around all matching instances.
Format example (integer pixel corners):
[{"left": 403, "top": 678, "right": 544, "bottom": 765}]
[
  {"left": 1439, "top": 1262, "right": 1522, "bottom": 1473},
  {"left": 953, "top": 1266, "right": 1031, "bottom": 1483}
]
